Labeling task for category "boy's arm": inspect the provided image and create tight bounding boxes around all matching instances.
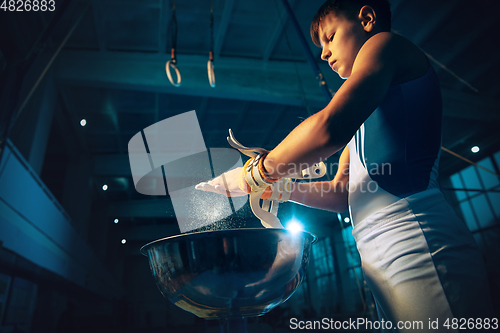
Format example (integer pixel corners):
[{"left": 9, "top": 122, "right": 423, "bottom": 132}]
[
  {"left": 289, "top": 146, "right": 350, "bottom": 213},
  {"left": 264, "top": 32, "right": 403, "bottom": 179}
]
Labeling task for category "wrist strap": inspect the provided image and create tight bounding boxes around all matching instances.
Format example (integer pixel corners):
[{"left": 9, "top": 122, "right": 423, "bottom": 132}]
[
  {"left": 261, "top": 178, "right": 292, "bottom": 202},
  {"left": 239, "top": 152, "right": 281, "bottom": 194},
  {"left": 257, "top": 153, "right": 280, "bottom": 183}
]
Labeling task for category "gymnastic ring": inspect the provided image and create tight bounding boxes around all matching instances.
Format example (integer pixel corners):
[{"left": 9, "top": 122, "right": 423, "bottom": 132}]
[
  {"left": 207, "top": 60, "right": 216, "bottom": 88},
  {"left": 166, "top": 60, "right": 181, "bottom": 87}
]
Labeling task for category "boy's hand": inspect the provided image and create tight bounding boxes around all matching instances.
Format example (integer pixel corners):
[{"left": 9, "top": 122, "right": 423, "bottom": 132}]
[{"left": 195, "top": 167, "right": 248, "bottom": 197}]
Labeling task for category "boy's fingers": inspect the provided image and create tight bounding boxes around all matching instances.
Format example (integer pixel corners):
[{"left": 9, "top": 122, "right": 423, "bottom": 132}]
[
  {"left": 194, "top": 182, "right": 207, "bottom": 190},
  {"left": 195, "top": 181, "right": 248, "bottom": 197},
  {"left": 195, "top": 182, "right": 217, "bottom": 191},
  {"left": 207, "top": 177, "right": 221, "bottom": 186},
  {"left": 195, "top": 182, "right": 228, "bottom": 195}
]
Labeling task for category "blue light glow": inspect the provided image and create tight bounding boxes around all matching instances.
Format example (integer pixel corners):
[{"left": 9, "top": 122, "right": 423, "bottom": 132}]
[{"left": 285, "top": 219, "right": 303, "bottom": 234}]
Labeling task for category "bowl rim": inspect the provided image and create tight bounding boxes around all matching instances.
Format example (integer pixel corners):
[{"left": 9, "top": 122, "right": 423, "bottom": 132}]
[{"left": 140, "top": 228, "right": 317, "bottom": 256}]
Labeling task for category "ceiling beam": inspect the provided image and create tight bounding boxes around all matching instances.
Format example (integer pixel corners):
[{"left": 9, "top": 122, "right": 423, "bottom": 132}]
[
  {"left": 465, "top": 55, "right": 496, "bottom": 91},
  {"left": 58, "top": 87, "right": 91, "bottom": 156},
  {"left": 105, "top": 91, "right": 124, "bottom": 154},
  {"left": 259, "top": 105, "right": 288, "bottom": 147},
  {"left": 53, "top": 98, "right": 82, "bottom": 163},
  {"left": 233, "top": 101, "right": 252, "bottom": 134},
  {"left": 54, "top": 50, "right": 328, "bottom": 108},
  {"left": 390, "top": 0, "right": 406, "bottom": 17},
  {"left": 91, "top": 0, "right": 106, "bottom": 52},
  {"left": 263, "top": 0, "right": 298, "bottom": 61},
  {"left": 158, "top": 0, "right": 170, "bottom": 54},
  {"left": 214, "top": 0, "right": 236, "bottom": 57},
  {"left": 437, "top": 18, "right": 491, "bottom": 67},
  {"left": 440, "top": 88, "right": 500, "bottom": 122},
  {"left": 410, "top": 1, "right": 457, "bottom": 46},
  {"left": 55, "top": 51, "right": 499, "bottom": 122},
  {"left": 196, "top": 97, "right": 210, "bottom": 126}
]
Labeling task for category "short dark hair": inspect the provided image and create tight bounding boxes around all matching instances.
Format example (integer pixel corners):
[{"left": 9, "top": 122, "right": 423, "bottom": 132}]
[{"left": 310, "top": 0, "right": 392, "bottom": 47}]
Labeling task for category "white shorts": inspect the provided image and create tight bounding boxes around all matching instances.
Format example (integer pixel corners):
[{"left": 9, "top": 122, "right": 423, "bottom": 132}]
[{"left": 352, "top": 189, "right": 494, "bottom": 332}]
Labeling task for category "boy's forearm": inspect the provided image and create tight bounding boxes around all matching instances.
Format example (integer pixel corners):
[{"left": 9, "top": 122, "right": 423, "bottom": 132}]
[
  {"left": 263, "top": 111, "right": 345, "bottom": 179},
  {"left": 289, "top": 181, "right": 349, "bottom": 213}
]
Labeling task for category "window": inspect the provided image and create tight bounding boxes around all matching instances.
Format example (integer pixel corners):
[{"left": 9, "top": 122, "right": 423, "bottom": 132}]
[
  {"left": 342, "top": 225, "right": 367, "bottom": 312},
  {"left": 312, "top": 237, "right": 339, "bottom": 313},
  {"left": 449, "top": 152, "right": 500, "bottom": 251}
]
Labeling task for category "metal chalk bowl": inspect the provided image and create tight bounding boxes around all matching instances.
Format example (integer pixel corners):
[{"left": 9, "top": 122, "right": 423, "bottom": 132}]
[{"left": 141, "top": 228, "right": 317, "bottom": 333}]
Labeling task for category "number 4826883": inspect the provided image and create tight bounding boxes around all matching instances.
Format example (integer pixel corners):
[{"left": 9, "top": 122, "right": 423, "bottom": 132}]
[{"left": 1, "top": 0, "right": 56, "bottom": 12}]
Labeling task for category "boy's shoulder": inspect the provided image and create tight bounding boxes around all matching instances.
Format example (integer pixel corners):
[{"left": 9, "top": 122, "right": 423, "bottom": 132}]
[{"left": 356, "top": 32, "right": 428, "bottom": 85}]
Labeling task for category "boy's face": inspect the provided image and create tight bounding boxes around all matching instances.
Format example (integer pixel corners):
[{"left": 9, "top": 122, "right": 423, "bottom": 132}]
[{"left": 318, "top": 11, "right": 370, "bottom": 79}]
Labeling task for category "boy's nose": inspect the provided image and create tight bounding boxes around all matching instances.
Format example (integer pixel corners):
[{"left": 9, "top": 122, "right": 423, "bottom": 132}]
[{"left": 321, "top": 47, "right": 331, "bottom": 61}]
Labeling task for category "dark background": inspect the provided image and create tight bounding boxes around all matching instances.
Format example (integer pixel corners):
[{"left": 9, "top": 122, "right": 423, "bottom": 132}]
[{"left": 0, "top": 0, "right": 499, "bottom": 332}]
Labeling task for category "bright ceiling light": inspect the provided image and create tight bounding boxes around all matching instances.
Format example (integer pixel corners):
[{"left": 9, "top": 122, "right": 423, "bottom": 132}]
[
  {"left": 114, "top": 219, "right": 119, "bottom": 224},
  {"left": 471, "top": 146, "right": 480, "bottom": 153},
  {"left": 102, "top": 184, "right": 108, "bottom": 191},
  {"left": 80, "top": 119, "right": 87, "bottom": 127},
  {"left": 121, "top": 239, "right": 126, "bottom": 244}
]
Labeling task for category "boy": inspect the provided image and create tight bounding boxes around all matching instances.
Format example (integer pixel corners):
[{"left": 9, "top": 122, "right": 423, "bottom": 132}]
[{"left": 198, "top": 0, "right": 494, "bottom": 331}]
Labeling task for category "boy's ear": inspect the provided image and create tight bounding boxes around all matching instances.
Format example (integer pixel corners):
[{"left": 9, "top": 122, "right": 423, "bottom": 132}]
[{"left": 358, "top": 5, "right": 376, "bottom": 32}]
